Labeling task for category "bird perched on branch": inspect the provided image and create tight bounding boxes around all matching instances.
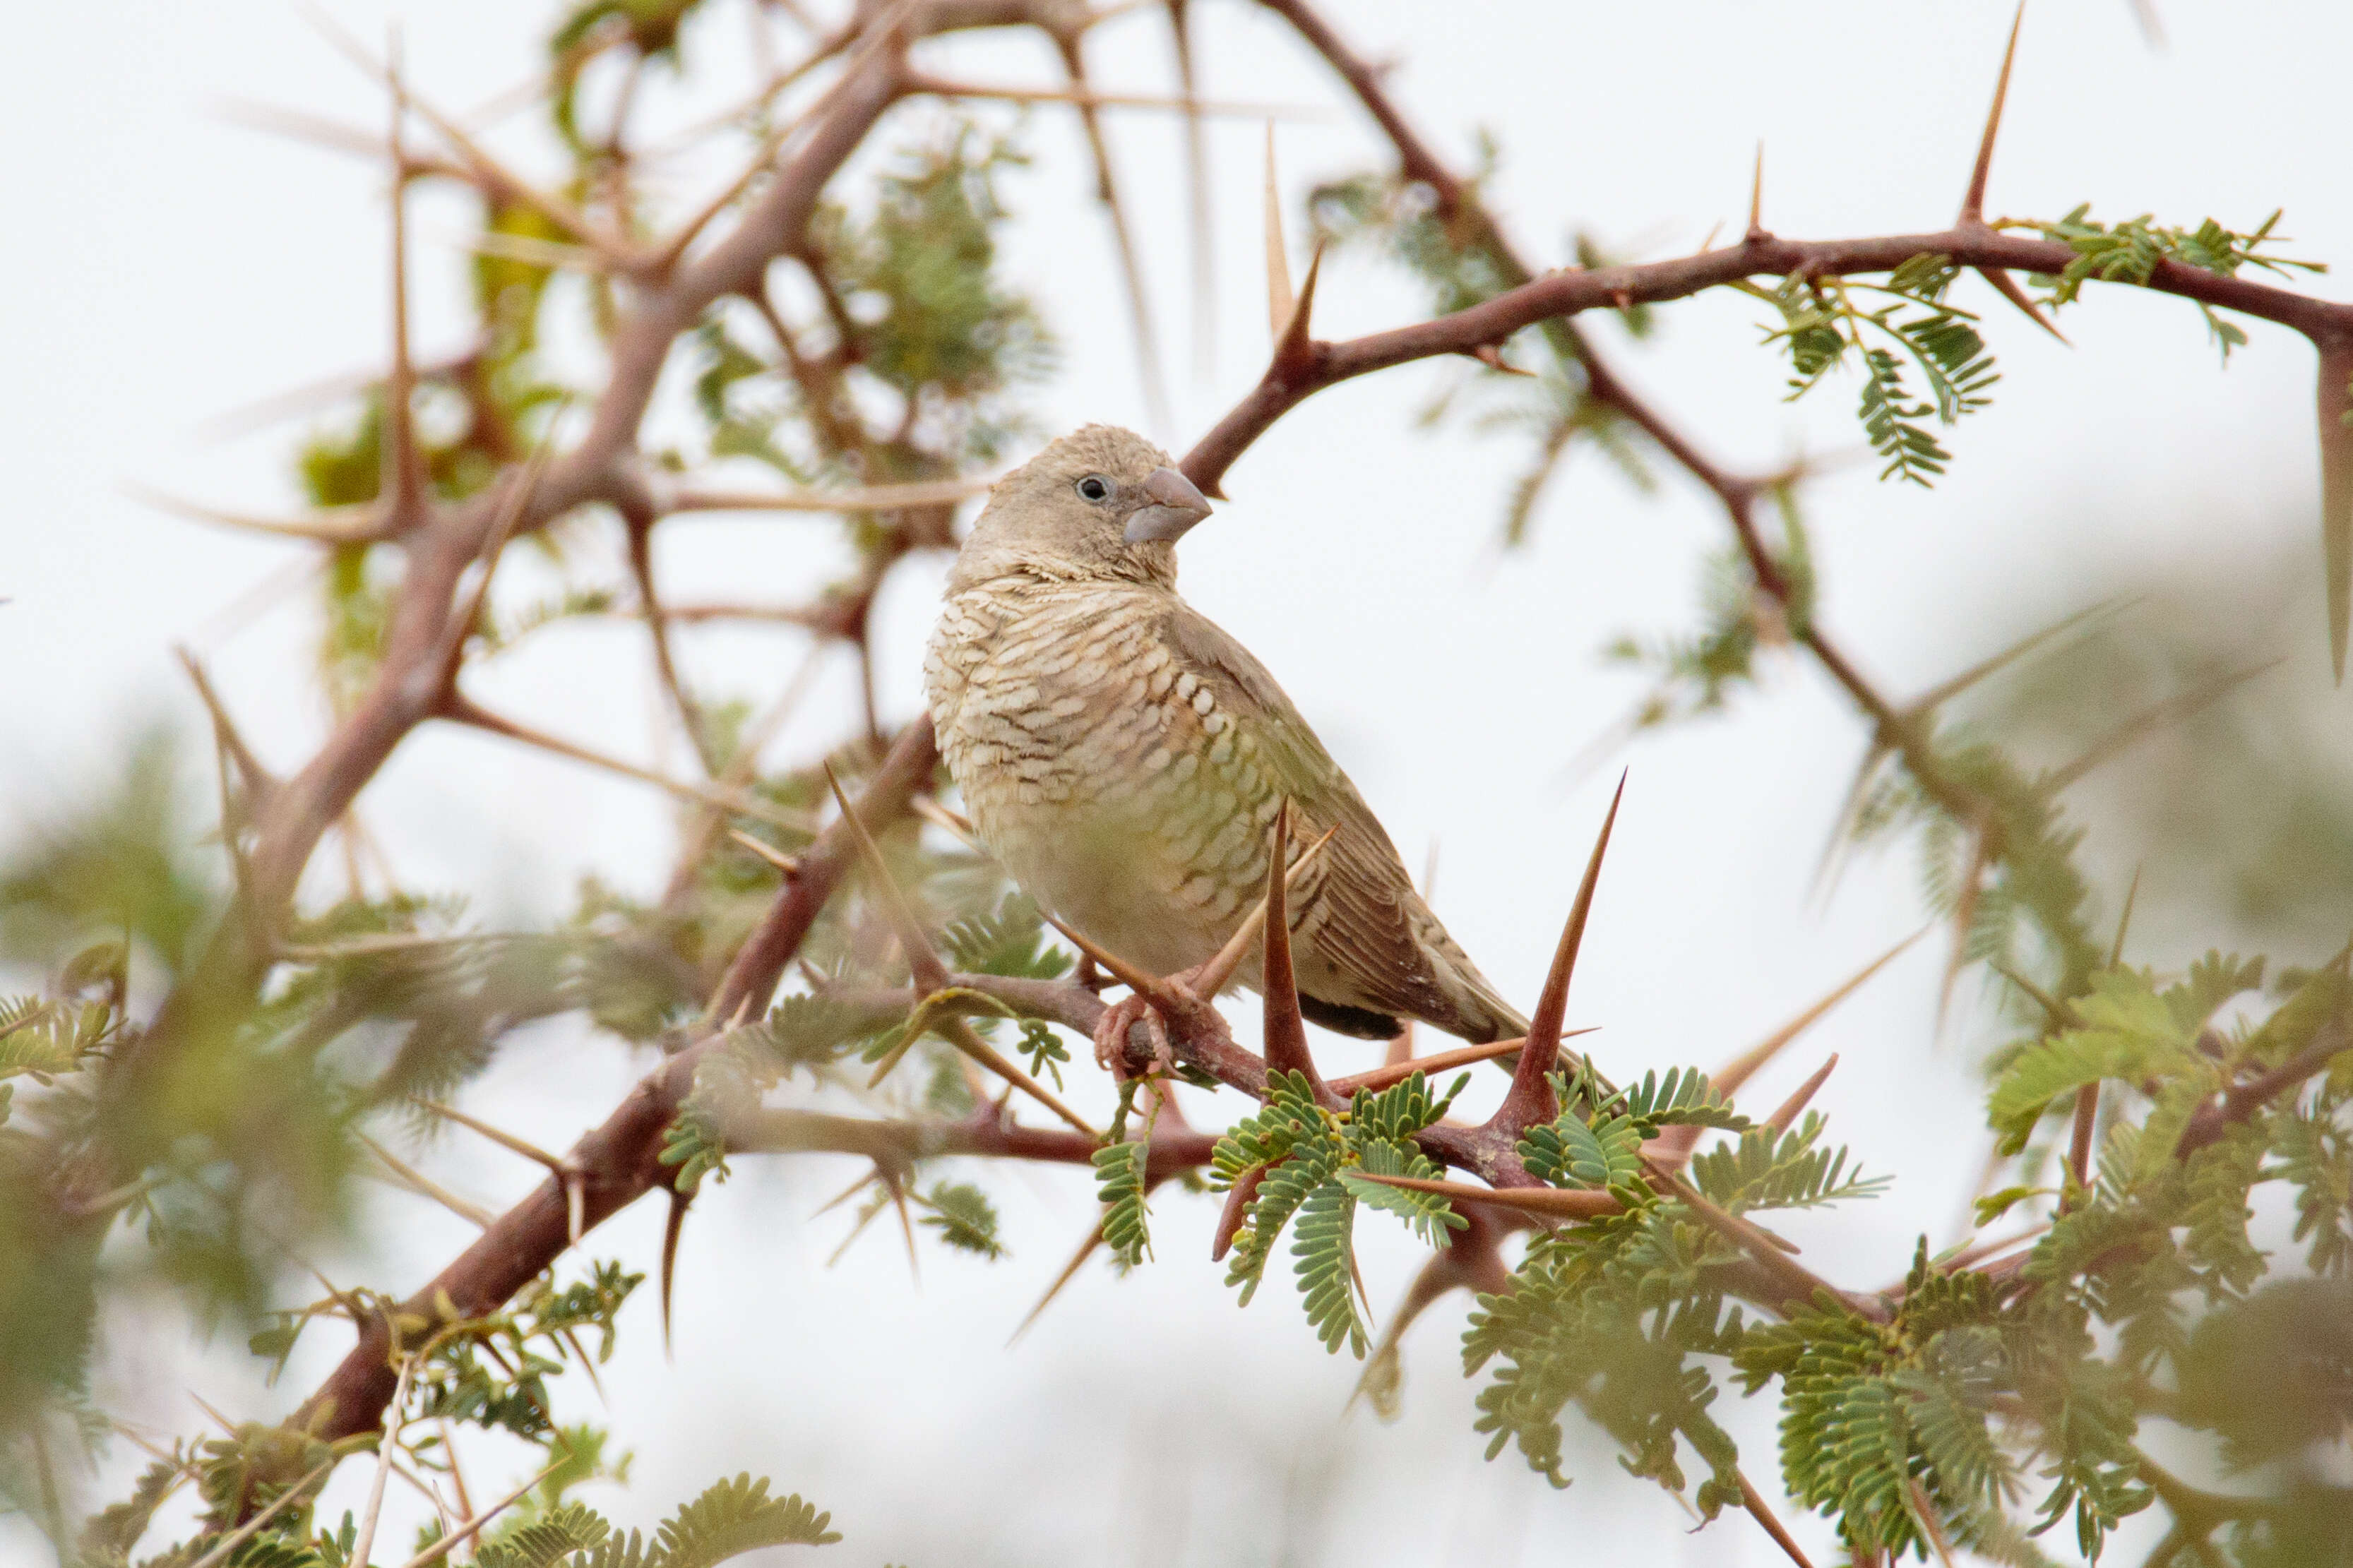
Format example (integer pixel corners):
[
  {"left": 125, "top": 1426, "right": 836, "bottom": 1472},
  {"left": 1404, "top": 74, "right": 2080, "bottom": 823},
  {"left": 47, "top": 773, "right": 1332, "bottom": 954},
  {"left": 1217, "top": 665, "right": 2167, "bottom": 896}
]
[{"left": 924, "top": 424, "right": 1528, "bottom": 1065}]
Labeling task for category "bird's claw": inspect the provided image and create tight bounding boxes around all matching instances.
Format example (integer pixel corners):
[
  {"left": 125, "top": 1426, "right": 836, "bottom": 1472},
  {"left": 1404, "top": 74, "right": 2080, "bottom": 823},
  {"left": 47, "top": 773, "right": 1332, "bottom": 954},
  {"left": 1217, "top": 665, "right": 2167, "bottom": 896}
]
[{"left": 1092, "top": 991, "right": 1177, "bottom": 1079}]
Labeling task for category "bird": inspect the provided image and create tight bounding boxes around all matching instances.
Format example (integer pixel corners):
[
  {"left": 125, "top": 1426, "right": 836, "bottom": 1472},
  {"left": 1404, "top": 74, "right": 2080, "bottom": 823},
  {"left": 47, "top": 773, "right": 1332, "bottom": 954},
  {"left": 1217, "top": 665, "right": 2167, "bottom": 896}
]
[{"left": 923, "top": 424, "right": 1528, "bottom": 1065}]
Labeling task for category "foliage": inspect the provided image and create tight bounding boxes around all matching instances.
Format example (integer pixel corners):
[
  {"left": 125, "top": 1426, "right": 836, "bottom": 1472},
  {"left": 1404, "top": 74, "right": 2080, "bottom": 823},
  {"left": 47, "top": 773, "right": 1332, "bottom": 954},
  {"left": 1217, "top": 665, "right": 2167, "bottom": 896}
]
[
  {"left": 1309, "top": 150, "right": 1655, "bottom": 545},
  {"left": 1202, "top": 1071, "right": 1465, "bottom": 1359},
  {"left": 12, "top": 4, "right": 2353, "bottom": 1567},
  {"left": 2021, "top": 206, "right": 2324, "bottom": 360}
]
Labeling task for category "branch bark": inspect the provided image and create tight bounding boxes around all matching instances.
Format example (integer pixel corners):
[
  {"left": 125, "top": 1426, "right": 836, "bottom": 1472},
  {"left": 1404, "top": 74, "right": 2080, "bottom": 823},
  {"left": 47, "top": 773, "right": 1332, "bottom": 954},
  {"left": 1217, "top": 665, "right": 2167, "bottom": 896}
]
[{"left": 291, "top": 721, "right": 934, "bottom": 1442}]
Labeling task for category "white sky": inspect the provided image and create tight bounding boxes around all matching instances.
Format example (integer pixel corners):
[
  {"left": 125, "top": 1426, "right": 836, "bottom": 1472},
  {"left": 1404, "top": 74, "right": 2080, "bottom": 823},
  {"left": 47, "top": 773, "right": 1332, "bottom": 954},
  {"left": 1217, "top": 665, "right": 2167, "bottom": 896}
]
[{"left": 4, "top": 1, "right": 2349, "bottom": 1563}]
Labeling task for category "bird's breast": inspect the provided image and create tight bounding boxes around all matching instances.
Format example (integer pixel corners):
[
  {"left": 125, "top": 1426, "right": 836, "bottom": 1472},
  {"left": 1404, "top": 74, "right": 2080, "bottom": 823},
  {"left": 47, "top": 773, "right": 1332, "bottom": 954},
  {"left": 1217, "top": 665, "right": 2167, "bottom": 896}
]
[{"left": 926, "top": 582, "right": 1280, "bottom": 975}]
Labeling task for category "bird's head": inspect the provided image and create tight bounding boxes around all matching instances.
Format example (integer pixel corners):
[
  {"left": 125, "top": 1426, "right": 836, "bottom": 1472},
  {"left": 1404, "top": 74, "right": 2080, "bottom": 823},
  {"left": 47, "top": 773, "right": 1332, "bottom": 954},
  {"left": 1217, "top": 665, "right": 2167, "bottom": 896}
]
[{"left": 948, "top": 424, "right": 1214, "bottom": 591}]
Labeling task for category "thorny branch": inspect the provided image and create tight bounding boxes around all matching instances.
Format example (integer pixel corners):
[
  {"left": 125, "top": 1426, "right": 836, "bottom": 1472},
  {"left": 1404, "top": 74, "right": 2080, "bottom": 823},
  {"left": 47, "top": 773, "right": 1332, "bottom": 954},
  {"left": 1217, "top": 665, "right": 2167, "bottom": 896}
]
[{"left": 83, "top": 0, "right": 2353, "bottom": 1551}]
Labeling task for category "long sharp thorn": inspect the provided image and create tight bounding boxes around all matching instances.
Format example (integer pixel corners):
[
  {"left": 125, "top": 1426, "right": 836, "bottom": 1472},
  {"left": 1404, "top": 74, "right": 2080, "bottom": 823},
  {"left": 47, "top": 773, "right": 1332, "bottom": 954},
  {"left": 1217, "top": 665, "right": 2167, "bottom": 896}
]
[
  {"left": 1907, "top": 1477, "right": 1960, "bottom": 1568},
  {"left": 430, "top": 397, "right": 570, "bottom": 679},
  {"left": 660, "top": 1189, "right": 688, "bottom": 1357},
  {"left": 345, "top": 1355, "right": 417, "bottom": 1568},
  {"left": 1009, "top": 1221, "right": 1105, "bottom": 1345},
  {"left": 1041, "top": 912, "right": 1181, "bottom": 1008},
  {"left": 1990, "top": 959, "right": 2067, "bottom": 1024},
  {"left": 906, "top": 76, "right": 1318, "bottom": 120},
  {"left": 1271, "top": 240, "right": 1325, "bottom": 378},
  {"left": 1938, "top": 827, "right": 1993, "bottom": 1029},
  {"left": 939, "top": 1018, "right": 1098, "bottom": 1136},
  {"left": 128, "top": 486, "right": 388, "bottom": 544},
  {"left": 1960, "top": 4, "right": 2026, "bottom": 226},
  {"left": 1350, "top": 1172, "right": 1617, "bottom": 1222},
  {"left": 1765, "top": 1055, "right": 1838, "bottom": 1135},
  {"left": 556, "top": 1326, "right": 607, "bottom": 1407},
  {"left": 1929, "top": 1221, "right": 2051, "bottom": 1276},
  {"left": 1192, "top": 823, "right": 1334, "bottom": 995},
  {"left": 728, "top": 829, "right": 801, "bottom": 876},
  {"left": 298, "top": 1, "right": 624, "bottom": 261},
  {"left": 410, "top": 1098, "right": 567, "bottom": 1174},
  {"left": 390, "top": 1458, "right": 567, "bottom": 1568},
  {"left": 1810, "top": 741, "right": 1890, "bottom": 904},
  {"left": 2047, "top": 657, "right": 2282, "bottom": 790},
  {"left": 2319, "top": 340, "right": 2353, "bottom": 683},
  {"left": 189, "top": 1393, "right": 240, "bottom": 1436},
  {"left": 809, "top": 1168, "right": 879, "bottom": 1220},
  {"left": 627, "top": 519, "right": 711, "bottom": 773},
  {"left": 1497, "top": 772, "right": 1625, "bottom": 1127},
  {"left": 356, "top": 1130, "right": 496, "bottom": 1228},
  {"left": 1746, "top": 141, "right": 1765, "bottom": 237},
  {"left": 1739, "top": 1471, "right": 1818, "bottom": 1568},
  {"left": 1330, "top": 1029, "right": 1600, "bottom": 1098},
  {"left": 212, "top": 97, "right": 386, "bottom": 160},
  {"left": 1191, "top": 821, "right": 1340, "bottom": 998},
  {"left": 383, "top": 35, "right": 424, "bottom": 522},
  {"left": 1263, "top": 121, "right": 1292, "bottom": 343},
  {"left": 1349, "top": 1226, "right": 1510, "bottom": 1413},
  {"left": 1977, "top": 265, "right": 2068, "bottom": 344},
  {"left": 1709, "top": 930, "right": 1923, "bottom": 1099},
  {"left": 824, "top": 762, "right": 950, "bottom": 992},
  {"left": 1056, "top": 38, "right": 1172, "bottom": 436},
  {"left": 1671, "top": 1179, "right": 1850, "bottom": 1312},
  {"left": 887, "top": 1174, "right": 921, "bottom": 1286},
  {"left": 451, "top": 699, "right": 815, "bottom": 837},
  {"left": 176, "top": 648, "right": 276, "bottom": 798},
  {"left": 1258, "top": 802, "right": 1326, "bottom": 1094},
  {"left": 184, "top": 1461, "right": 336, "bottom": 1568},
  {"left": 1908, "top": 597, "right": 2130, "bottom": 717},
  {"left": 2109, "top": 865, "right": 2142, "bottom": 969},
  {"left": 1167, "top": 0, "right": 1215, "bottom": 381},
  {"left": 1350, "top": 1254, "right": 1446, "bottom": 1413}
]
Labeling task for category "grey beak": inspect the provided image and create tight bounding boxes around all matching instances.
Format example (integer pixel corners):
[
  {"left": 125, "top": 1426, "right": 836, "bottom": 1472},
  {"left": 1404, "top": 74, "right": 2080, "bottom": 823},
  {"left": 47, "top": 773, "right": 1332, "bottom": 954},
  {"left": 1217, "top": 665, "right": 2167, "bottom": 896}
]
[{"left": 1124, "top": 467, "right": 1215, "bottom": 544}]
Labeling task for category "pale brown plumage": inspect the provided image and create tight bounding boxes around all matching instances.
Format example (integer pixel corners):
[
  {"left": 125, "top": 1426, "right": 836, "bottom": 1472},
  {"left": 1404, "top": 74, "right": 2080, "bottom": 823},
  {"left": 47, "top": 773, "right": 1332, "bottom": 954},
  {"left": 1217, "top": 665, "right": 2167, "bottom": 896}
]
[{"left": 924, "top": 425, "right": 1527, "bottom": 1045}]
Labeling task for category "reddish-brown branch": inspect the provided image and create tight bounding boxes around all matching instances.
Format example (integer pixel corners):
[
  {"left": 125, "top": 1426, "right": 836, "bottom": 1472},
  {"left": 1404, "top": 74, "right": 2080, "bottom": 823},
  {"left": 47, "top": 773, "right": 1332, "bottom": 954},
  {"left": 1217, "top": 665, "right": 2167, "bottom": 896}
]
[
  {"left": 112, "top": 12, "right": 918, "bottom": 1128},
  {"left": 289, "top": 721, "right": 934, "bottom": 1442},
  {"left": 728, "top": 1105, "right": 1218, "bottom": 1183},
  {"left": 1220, "top": 0, "right": 2137, "bottom": 848},
  {"left": 163, "top": 0, "right": 2353, "bottom": 1481},
  {"left": 1184, "top": 225, "right": 2353, "bottom": 498},
  {"left": 2175, "top": 1018, "right": 2349, "bottom": 1159}
]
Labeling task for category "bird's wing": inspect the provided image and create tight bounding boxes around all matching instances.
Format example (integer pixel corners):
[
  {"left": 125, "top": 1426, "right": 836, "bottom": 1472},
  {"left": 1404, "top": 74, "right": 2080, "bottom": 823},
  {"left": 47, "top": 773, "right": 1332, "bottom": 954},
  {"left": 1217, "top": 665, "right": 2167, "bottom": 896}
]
[{"left": 1158, "top": 604, "right": 1496, "bottom": 1034}]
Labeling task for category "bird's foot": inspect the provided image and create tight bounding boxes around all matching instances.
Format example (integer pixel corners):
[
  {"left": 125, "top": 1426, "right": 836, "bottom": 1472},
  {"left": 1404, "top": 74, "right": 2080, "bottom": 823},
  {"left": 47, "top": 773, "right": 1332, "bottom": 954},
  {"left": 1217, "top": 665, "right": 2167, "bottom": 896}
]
[{"left": 1092, "top": 991, "right": 1177, "bottom": 1079}]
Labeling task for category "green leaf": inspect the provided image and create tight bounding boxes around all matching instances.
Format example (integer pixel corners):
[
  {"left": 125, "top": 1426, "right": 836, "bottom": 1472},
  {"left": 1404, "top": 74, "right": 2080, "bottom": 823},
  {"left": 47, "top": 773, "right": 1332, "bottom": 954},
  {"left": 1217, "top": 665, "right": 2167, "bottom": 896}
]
[
  {"left": 1092, "top": 1141, "right": 1151, "bottom": 1269},
  {"left": 657, "top": 1108, "right": 729, "bottom": 1195},
  {"left": 1523, "top": 1111, "right": 1645, "bottom": 1192},
  {"left": 1617, "top": 1066, "right": 1750, "bottom": 1132},
  {"left": 939, "top": 893, "right": 1070, "bottom": 980},
  {"left": 1292, "top": 1178, "right": 1366, "bottom": 1358},
  {"left": 1688, "top": 1113, "right": 1888, "bottom": 1212},
  {"left": 475, "top": 1502, "right": 610, "bottom": 1568},
  {"left": 1342, "top": 1139, "right": 1467, "bottom": 1248},
  {"left": 652, "top": 1473, "right": 841, "bottom": 1564},
  {"left": 918, "top": 1182, "right": 1006, "bottom": 1261}
]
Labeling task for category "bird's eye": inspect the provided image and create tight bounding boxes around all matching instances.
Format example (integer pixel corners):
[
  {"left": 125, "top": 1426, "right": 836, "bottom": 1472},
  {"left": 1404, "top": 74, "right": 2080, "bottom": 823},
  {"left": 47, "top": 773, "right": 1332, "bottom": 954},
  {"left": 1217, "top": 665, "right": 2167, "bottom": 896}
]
[{"left": 1076, "top": 475, "right": 1112, "bottom": 503}]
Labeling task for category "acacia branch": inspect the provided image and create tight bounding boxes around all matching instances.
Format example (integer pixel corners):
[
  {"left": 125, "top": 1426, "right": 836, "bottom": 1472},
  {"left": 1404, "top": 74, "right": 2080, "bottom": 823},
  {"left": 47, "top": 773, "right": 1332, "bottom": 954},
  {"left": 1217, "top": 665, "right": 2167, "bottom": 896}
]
[
  {"left": 290, "top": 719, "right": 936, "bottom": 1443},
  {"left": 109, "top": 6, "right": 919, "bottom": 1128},
  {"left": 1179, "top": 225, "right": 2353, "bottom": 499}
]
